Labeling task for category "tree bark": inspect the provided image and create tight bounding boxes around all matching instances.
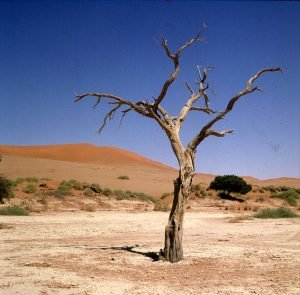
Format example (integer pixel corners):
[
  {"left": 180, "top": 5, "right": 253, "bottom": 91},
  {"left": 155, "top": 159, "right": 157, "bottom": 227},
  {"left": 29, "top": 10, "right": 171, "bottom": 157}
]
[{"left": 164, "top": 152, "right": 194, "bottom": 263}]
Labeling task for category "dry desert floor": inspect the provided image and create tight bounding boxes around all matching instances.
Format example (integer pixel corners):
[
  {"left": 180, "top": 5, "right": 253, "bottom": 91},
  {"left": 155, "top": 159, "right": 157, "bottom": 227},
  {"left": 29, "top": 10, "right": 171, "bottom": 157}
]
[{"left": 0, "top": 210, "right": 299, "bottom": 295}]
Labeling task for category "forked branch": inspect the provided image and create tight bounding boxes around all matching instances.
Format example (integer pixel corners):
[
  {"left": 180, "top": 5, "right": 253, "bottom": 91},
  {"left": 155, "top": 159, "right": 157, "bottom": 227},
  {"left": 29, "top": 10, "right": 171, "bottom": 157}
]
[
  {"left": 153, "top": 27, "right": 206, "bottom": 111},
  {"left": 187, "top": 67, "right": 282, "bottom": 151},
  {"left": 75, "top": 93, "right": 157, "bottom": 133}
]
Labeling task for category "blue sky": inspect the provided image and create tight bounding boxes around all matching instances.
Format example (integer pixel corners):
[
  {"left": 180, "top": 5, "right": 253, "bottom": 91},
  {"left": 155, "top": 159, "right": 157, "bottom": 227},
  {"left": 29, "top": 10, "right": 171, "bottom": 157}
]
[{"left": 0, "top": 1, "right": 299, "bottom": 179}]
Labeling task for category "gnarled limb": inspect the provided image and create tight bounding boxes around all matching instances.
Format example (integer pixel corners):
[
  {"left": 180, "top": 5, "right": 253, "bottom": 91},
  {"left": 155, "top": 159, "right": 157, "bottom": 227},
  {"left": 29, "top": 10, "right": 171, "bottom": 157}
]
[
  {"left": 175, "top": 66, "right": 212, "bottom": 128},
  {"left": 187, "top": 67, "right": 282, "bottom": 151},
  {"left": 153, "top": 27, "right": 206, "bottom": 111}
]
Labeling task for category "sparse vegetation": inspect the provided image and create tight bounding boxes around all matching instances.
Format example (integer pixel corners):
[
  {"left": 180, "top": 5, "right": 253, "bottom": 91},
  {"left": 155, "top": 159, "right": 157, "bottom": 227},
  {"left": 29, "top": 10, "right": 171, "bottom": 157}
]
[
  {"left": 161, "top": 192, "right": 170, "bottom": 199},
  {"left": 254, "top": 207, "right": 298, "bottom": 219},
  {"left": 154, "top": 200, "right": 170, "bottom": 212},
  {"left": 58, "top": 179, "right": 83, "bottom": 191},
  {"left": 90, "top": 183, "right": 102, "bottom": 193},
  {"left": 270, "top": 189, "right": 299, "bottom": 206},
  {"left": 262, "top": 185, "right": 279, "bottom": 193},
  {"left": 255, "top": 196, "right": 265, "bottom": 203},
  {"left": 191, "top": 183, "right": 208, "bottom": 198},
  {"left": 103, "top": 188, "right": 113, "bottom": 196},
  {"left": 114, "top": 189, "right": 156, "bottom": 203},
  {"left": 84, "top": 188, "right": 94, "bottom": 197},
  {"left": 117, "top": 175, "right": 130, "bottom": 180},
  {"left": 12, "top": 177, "right": 39, "bottom": 187},
  {"left": 0, "top": 206, "right": 29, "bottom": 216},
  {"left": 23, "top": 183, "right": 37, "bottom": 194},
  {"left": 228, "top": 215, "right": 253, "bottom": 223},
  {"left": 0, "top": 176, "right": 14, "bottom": 203},
  {"left": 81, "top": 204, "right": 96, "bottom": 212}
]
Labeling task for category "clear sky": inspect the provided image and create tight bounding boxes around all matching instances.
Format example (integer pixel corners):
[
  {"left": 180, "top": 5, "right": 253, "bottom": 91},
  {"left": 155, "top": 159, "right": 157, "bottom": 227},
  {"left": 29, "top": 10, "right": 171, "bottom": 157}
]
[{"left": 0, "top": 1, "right": 299, "bottom": 179}]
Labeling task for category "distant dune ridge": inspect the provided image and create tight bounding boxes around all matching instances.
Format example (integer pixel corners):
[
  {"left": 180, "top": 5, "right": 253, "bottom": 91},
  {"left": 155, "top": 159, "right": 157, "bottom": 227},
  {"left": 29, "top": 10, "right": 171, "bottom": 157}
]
[
  {"left": 0, "top": 143, "right": 172, "bottom": 169},
  {"left": 0, "top": 143, "right": 299, "bottom": 195}
]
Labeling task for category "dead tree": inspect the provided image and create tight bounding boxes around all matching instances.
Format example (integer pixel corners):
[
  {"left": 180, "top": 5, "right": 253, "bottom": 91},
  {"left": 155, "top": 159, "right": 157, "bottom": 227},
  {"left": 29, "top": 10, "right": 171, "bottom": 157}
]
[{"left": 75, "top": 27, "right": 281, "bottom": 263}]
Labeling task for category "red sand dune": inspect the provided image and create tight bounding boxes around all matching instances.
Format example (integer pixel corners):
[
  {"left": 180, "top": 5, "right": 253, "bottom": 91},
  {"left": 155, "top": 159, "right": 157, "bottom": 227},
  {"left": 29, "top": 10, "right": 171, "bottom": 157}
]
[
  {"left": 0, "top": 143, "right": 173, "bottom": 170},
  {"left": 0, "top": 143, "right": 299, "bottom": 191}
]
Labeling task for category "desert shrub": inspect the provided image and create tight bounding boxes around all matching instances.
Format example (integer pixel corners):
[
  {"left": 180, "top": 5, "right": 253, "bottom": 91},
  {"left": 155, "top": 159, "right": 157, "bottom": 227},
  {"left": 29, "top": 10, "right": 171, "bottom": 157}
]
[
  {"left": 255, "top": 196, "right": 265, "bottom": 203},
  {"left": 154, "top": 200, "right": 170, "bottom": 212},
  {"left": 103, "top": 188, "right": 113, "bottom": 196},
  {"left": 117, "top": 175, "right": 130, "bottom": 180},
  {"left": 0, "top": 176, "right": 14, "bottom": 203},
  {"left": 25, "top": 177, "right": 39, "bottom": 183},
  {"left": 115, "top": 190, "right": 132, "bottom": 200},
  {"left": 11, "top": 178, "right": 25, "bottom": 186},
  {"left": 191, "top": 183, "right": 202, "bottom": 192},
  {"left": 279, "top": 186, "right": 290, "bottom": 192},
  {"left": 59, "top": 179, "right": 83, "bottom": 191},
  {"left": 84, "top": 188, "right": 94, "bottom": 197},
  {"left": 81, "top": 204, "right": 96, "bottom": 212},
  {"left": 254, "top": 207, "right": 298, "bottom": 219},
  {"left": 209, "top": 175, "right": 252, "bottom": 195},
  {"left": 45, "top": 189, "right": 71, "bottom": 199},
  {"left": 134, "top": 192, "right": 156, "bottom": 203},
  {"left": 160, "top": 192, "right": 170, "bottom": 199},
  {"left": 270, "top": 189, "right": 299, "bottom": 206},
  {"left": 90, "top": 183, "right": 102, "bottom": 193},
  {"left": 23, "top": 183, "right": 37, "bottom": 194},
  {"left": 0, "top": 206, "right": 29, "bottom": 216},
  {"left": 263, "top": 185, "right": 279, "bottom": 193}
]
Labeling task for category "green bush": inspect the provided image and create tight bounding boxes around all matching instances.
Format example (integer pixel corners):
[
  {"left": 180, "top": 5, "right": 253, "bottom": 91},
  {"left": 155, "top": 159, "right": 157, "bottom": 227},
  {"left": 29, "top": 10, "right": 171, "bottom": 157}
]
[
  {"left": 58, "top": 179, "right": 83, "bottom": 191},
  {"left": 103, "top": 188, "right": 113, "bottom": 196},
  {"left": 0, "top": 176, "right": 14, "bottom": 203},
  {"left": 23, "top": 183, "right": 37, "bottom": 194},
  {"left": 209, "top": 175, "right": 252, "bottom": 195},
  {"left": 270, "top": 189, "right": 299, "bottom": 206},
  {"left": 117, "top": 175, "right": 130, "bottom": 180},
  {"left": 133, "top": 192, "right": 156, "bottom": 203},
  {"left": 115, "top": 190, "right": 132, "bottom": 200},
  {"left": 0, "top": 206, "right": 29, "bottom": 216},
  {"left": 254, "top": 207, "right": 298, "bottom": 219}
]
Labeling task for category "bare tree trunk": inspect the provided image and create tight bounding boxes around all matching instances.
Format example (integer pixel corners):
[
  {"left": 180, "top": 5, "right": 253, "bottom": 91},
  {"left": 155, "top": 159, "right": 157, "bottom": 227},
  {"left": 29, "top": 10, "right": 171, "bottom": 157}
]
[{"left": 164, "top": 153, "right": 194, "bottom": 263}]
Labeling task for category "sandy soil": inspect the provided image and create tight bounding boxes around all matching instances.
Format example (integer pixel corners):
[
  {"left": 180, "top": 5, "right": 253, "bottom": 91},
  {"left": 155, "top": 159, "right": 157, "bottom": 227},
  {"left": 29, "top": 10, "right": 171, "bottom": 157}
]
[{"left": 0, "top": 210, "right": 299, "bottom": 295}]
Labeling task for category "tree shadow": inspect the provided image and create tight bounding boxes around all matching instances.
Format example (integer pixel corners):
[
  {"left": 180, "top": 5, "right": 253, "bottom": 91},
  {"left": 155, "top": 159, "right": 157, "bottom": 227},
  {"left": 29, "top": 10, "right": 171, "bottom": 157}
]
[
  {"left": 218, "top": 192, "right": 245, "bottom": 202},
  {"left": 108, "top": 246, "right": 161, "bottom": 262}
]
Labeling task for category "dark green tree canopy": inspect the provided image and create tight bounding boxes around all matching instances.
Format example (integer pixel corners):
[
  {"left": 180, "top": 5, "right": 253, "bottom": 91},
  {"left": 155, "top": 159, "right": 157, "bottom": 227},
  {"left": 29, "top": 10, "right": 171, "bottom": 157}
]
[
  {"left": 0, "top": 176, "right": 14, "bottom": 203},
  {"left": 209, "top": 175, "right": 252, "bottom": 195}
]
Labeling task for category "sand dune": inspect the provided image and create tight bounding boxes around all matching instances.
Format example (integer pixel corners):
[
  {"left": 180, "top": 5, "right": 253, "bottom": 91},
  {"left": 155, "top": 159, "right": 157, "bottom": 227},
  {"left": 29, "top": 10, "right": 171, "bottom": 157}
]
[
  {"left": 0, "top": 144, "right": 299, "bottom": 195},
  {"left": 0, "top": 143, "right": 172, "bottom": 170}
]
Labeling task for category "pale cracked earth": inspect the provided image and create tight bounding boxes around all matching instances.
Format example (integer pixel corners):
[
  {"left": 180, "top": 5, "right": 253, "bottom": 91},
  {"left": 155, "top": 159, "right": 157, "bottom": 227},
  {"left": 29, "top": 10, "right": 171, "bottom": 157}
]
[{"left": 0, "top": 211, "right": 299, "bottom": 295}]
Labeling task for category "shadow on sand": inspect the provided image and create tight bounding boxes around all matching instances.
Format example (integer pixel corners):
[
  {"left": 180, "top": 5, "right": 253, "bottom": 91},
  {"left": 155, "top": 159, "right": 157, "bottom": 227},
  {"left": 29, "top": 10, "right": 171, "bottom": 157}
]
[{"left": 103, "top": 245, "right": 161, "bottom": 262}]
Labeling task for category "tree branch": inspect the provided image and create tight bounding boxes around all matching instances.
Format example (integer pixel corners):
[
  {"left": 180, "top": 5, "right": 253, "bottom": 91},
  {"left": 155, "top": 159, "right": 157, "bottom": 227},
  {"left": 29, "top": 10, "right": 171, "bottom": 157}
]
[
  {"left": 75, "top": 93, "right": 155, "bottom": 133},
  {"left": 175, "top": 66, "right": 211, "bottom": 128},
  {"left": 187, "top": 67, "right": 282, "bottom": 151},
  {"left": 206, "top": 129, "right": 234, "bottom": 138},
  {"left": 153, "top": 27, "right": 206, "bottom": 111},
  {"left": 190, "top": 106, "right": 217, "bottom": 114}
]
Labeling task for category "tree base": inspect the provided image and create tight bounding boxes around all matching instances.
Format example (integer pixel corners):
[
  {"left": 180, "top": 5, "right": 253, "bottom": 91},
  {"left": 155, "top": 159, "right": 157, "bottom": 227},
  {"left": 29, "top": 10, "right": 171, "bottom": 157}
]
[{"left": 164, "top": 225, "right": 183, "bottom": 263}]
